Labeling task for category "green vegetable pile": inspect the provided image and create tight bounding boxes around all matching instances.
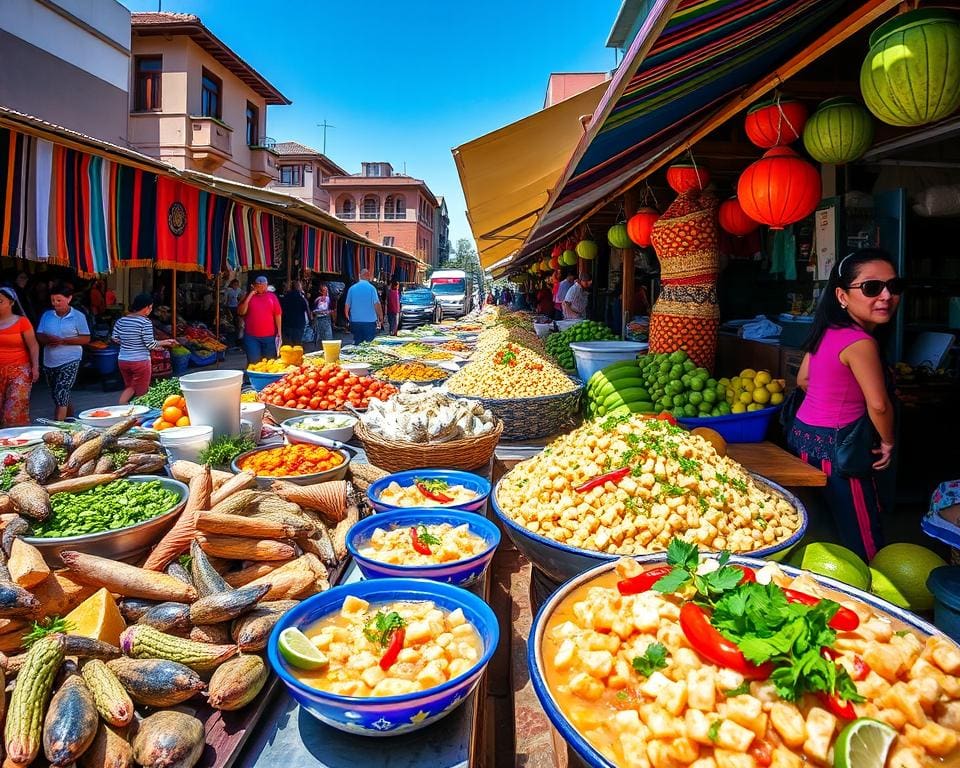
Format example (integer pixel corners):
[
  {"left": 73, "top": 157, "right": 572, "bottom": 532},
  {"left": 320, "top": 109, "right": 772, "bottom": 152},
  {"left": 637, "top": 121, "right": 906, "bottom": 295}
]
[
  {"left": 198, "top": 435, "right": 257, "bottom": 468},
  {"left": 0, "top": 458, "right": 21, "bottom": 492},
  {"left": 132, "top": 377, "right": 182, "bottom": 409},
  {"left": 338, "top": 343, "right": 397, "bottom": 371},
  {"left": 630, "top": 350, "right": 732, "bottom": 419},
  {"left": 30, "top": 479, "right": 180, "bottom": 538},
  {"left": 544, "top": 320, "right": 617, "bottom": 370}
]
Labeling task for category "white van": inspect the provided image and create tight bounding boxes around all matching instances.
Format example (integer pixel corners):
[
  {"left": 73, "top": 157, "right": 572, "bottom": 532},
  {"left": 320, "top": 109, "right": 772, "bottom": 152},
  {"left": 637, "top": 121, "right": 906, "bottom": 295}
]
[{"left": 429, "top": 269, "right": 473, "bottom": 318}]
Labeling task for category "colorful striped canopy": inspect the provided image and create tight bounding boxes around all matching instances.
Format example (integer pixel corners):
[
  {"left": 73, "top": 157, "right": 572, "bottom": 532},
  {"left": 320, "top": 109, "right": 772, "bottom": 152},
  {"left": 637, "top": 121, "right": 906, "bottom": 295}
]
[{"left": 517, "top": 0, "right": 861, "bottom": 259}]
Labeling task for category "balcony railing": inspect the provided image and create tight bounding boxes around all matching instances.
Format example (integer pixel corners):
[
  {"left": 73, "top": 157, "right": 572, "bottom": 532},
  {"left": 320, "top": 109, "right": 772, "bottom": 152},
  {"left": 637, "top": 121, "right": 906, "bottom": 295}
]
[
  {"left": 359, "top": 212, "right": 379, "bottom": 220},
  {"left": 336, "top": 211, "right": 356, "bottom": 220},
  {"left": 384, "top": 212, "right": 407, "bottom": 220},
  {"left": 249, "top": 136, "right": 277, "bottom": 150}
]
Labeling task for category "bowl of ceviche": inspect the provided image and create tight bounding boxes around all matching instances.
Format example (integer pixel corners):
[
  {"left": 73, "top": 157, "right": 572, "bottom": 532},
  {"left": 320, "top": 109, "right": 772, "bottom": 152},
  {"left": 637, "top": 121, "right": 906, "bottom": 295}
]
[
  {"left": 346, "top": 508, "right": 501, "bottom": 586},
  {"left": 267, "top": 577, "right": 499, "bottom": 736},
  {"left": 231, "top": 443, "right": 351, "bottom": 488},
  {"left": 530, "top": 543, "right": 960, "bottom": 768},
  {"left": 281, "top": 412, "right": 357, "bottom": 444},
  {"left": 366, "top": 469, "right": 491, "bottom": 514}
]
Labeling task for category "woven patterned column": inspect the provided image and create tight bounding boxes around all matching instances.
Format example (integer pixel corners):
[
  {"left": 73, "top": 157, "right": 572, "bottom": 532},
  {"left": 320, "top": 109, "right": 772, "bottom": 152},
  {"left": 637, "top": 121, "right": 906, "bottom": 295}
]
[{"left": 648, "top": 190, "right": 720, "bottom": 370}]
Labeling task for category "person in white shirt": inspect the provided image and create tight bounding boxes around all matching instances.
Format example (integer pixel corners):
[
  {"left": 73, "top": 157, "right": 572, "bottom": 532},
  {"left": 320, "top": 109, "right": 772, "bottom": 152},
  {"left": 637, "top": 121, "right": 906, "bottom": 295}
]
[
  {"left": 35, "top": 283, "right": 90, "bottom": 420},
  {"left": 554, "top": 273, "right": 576, "bottom": 319},
  {"left": 562, "top": 272, "right": 593, "bottom": 320}
]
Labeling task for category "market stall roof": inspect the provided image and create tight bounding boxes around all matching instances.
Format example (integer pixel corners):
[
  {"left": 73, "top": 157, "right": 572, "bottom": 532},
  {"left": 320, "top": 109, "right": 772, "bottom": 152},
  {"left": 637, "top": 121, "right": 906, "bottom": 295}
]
[
  {"left": 452, "top": 81, "right": 606, "bottom": 270},
  {"left": 0, "top": 107, "right": 423, "bottom": 270},
  {"left": 506, "top": 0, "right": 901, "bottom": 268}
]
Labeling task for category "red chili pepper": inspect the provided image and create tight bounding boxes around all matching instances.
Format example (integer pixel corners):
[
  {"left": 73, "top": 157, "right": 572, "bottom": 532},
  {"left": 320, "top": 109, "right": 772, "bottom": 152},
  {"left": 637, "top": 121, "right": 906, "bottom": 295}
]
[
  {"left": 748, "top": 740, "right": 773, "bottom": 767},
  {"left": 617, "top": 565, "right": 674, "bottom": 595},
  {"left": 379, "top": 628, "right": 405, "bottom": 671},
  {"left": 818, "top": 691, "right": 856, "bottom": 719},
  {"left": 852, "top": 655, "right": 871, "bottom": 681},
  {"left": 416, "top": 482, "right": 453, "bottom": 503},
  {"left": 574, "top": 466, "right": 631, "bottom": 494},
  {"left": 410, "top": 527, "right": 432, "bottom": 556},
  {"left": 735, "top": 565, "right": 757, "bottom": 583},
  {"left": 820, "top": 647, "right": 839, "bottom": 661},
  {"left": 679, "top": 603, "right": 774, "bottom": 680},
  {"left": 783, "top": 589, "right": 860, "bottom": 631},
  {"left": 656, "top": 412, "right": 677, "bottom": 425}
]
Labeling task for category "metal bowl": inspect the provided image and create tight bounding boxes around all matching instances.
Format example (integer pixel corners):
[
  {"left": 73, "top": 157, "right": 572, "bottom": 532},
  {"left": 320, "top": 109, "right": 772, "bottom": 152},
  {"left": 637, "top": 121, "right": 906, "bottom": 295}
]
[
  {"left": 231, "top": 445, "right": 351, "bottom": 488},
  {"left": 25, "top": 475, "right": 189, "bottom": 566}
]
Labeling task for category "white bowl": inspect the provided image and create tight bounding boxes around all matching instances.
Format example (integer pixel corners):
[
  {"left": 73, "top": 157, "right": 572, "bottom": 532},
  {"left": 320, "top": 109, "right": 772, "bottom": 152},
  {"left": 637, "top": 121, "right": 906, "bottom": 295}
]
[
  {"left": 281, "top": 412, "right": 357, "bottom": 444},
  {"left": 77, "top": 405, "right": 150, "bottom": 428},
  {"left": 339, "top": 362, "right": 371, "bottom": 377}
]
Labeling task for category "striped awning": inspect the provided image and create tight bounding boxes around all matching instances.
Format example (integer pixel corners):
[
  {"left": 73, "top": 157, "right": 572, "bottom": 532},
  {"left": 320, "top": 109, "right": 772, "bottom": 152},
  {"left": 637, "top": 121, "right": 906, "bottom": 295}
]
[{"left": 515, "top": 0, "right": 897, "bottom": 262}]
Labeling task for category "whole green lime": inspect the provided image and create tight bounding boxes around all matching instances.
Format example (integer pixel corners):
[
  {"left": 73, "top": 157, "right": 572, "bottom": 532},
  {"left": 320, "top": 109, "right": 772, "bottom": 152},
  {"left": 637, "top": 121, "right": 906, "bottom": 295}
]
[
  {"left": 788, "top": 542, "right": 871, "bottom": 591},
  {"left": 869, "top": 543, "right": 947, "bottom": 612}
]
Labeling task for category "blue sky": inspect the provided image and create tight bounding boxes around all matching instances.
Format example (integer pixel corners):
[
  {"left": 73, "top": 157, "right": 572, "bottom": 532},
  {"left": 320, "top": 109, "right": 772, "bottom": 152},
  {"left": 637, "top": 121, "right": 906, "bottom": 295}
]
[{"left": 121, "top": 0, "right": 619, "bottom": 250}]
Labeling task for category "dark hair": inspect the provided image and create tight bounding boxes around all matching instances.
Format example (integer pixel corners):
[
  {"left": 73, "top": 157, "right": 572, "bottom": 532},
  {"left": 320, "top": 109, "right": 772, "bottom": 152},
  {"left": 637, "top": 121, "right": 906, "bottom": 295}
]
[
  {"left": 130, "top": 293, "right": 153, "bottom": 312},
  {"left": 390, "top": 279, "right": 399, "bottom": 288},
  {"left": 802, "top": 248, "right": 898, "bottom": 353},
  {"left": 51, "top": 282, "right": 73, "bottom": 298}
]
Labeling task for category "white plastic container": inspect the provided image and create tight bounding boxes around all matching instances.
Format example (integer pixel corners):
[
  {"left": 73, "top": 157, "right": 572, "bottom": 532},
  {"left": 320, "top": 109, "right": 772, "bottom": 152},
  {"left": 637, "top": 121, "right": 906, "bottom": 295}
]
[
  {"left": 556, "top": 319, "right": 585, "bottom": 332},
  {"left": 240, "top": 402, "right": 265, "bottom": 442},
  {"left": 179, "top": 370, "right": 243, "bottom": 438},
  {"left": 159, "top": 425, "right": 213, "bottom": 464},
  {"left": 569, "top": 341, "right": 649, "bottom": 382},
  {"left": 533, "top": 321, "right": 555, "bottom": 338}
]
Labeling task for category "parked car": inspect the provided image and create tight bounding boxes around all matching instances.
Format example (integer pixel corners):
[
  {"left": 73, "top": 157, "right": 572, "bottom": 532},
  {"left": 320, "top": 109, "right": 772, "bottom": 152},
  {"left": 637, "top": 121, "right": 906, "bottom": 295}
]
[{"left": 399, "top": 288, "right": 443, "bottom": 329}]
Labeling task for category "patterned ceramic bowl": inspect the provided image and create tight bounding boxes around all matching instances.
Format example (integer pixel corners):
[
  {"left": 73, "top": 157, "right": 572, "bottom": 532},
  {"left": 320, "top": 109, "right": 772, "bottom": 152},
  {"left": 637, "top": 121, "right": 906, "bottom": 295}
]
[
  {"left": 367, "top": 469, "right": 491, "bottom": 514},
  {"left": 347, "top": 509, "right": 500, "bottom": 586},
  {"left": 267, "top": 578, "right": 499, "bottom": 736}
]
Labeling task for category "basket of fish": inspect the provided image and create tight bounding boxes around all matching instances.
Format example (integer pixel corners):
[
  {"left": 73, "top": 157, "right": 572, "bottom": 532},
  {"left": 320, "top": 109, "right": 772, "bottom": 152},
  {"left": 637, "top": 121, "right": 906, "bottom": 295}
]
[{"left": 355, "top": 384, "right": 503, "bottom": 472}]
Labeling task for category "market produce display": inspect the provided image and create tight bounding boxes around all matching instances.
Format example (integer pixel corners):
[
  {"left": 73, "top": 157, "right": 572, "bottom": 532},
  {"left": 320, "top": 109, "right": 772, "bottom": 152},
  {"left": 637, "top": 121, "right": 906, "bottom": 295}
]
[
  {"left": 472, "top": 324, "right": 545, "bottom": 357},
  {"left": 236, "top": 444, "right": 346, "bottom": 478},
  {"left": 197, "top": 435, "right": 257, "bottom": 468},
  {"left": 336, "top": 344, "right": 398, "bottom": 371},
  {"left": 721, "top": 367, "right": 786, "bottom": 411},
  {"left": 376, "top": 478, "right": 479, "bottom": 508},
  {"left": 544, "top": 320, "right": 618, "bottom": 370},
  {"left": 131, "top": 378, "right": 182, "bottom": 409},
  {"left": 439, "top": 340, "right": 472, "bottom": 353},
  {"left": 390, "top": 342, "right": 433, "bottom": 358},
  {"left": 28, "top": 479, "right": 180, "bottom": 538},
  {"left": 357, "top": 522, "right": 488, "bottom": 565},
  {"left": 248, "top": 358, "right": 298, "bottom": 374},
  {"left": 361, "top": 385, "right": 497, "bottom": 443},
  {"left": 496, "top": 414, "right": 802, "bottom": 555},
  {"left": 376, "top": 362, "right": 448, "bottom": 383},
  {"left": 446, "top": 343, "right": 575, "bottom": 399},
  {"left": 258, "top": 364, "right": 397, "bottom": 411},
  {"left": 152, "top": 394, "right": 191, "bottom": 430}
]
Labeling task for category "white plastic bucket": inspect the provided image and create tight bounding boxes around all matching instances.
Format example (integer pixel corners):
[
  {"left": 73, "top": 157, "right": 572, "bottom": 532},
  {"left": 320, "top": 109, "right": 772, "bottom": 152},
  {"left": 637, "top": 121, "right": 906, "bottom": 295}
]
[
  {"left": 569, "top": 341, "right": 649, "bottom": 382},
  {"left": 179, "top": 370, "right": 243, "bottom": 438},
  {"left": 240, "top": 402, "right": 265, "bottom": 442},
  {"left": 159, "top": 425, "right": 213, "bottom": 464},
  {"left": 556, "top": 319, "right": 585, "bottom": 332},
  {"left": 533, "top": 321, "right": 555, "bottom": 338}
]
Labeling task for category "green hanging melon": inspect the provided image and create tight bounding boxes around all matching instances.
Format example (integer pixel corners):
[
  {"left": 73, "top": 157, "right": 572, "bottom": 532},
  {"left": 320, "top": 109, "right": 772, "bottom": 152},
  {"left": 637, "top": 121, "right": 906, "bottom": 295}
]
[
  {"left": 802, "top": 97, "right": 874, "bottom": 164},
  {"left": 607, "top": 223, "right": 631, "bottom": 249},
  {"left": 575, "top": 239, "right": 598, "bottom": 260},
  {"left": 860, "top": 9, "right": 960, "bottom": 127},
  {"left": 560, "top": 249, "right": 578, "bottom": 266}
]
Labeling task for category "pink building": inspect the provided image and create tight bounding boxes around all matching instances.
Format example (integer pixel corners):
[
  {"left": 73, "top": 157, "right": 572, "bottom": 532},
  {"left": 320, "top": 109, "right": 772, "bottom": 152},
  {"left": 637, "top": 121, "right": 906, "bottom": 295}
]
[
  {"left": 544, "top": 72, "right": 609, "bottom": 108},
  {"left": 322, "top": 162, "right": 440, "bottom": 266},
  {"left": 268, "top": 141, "right": 347, "bottom": 210}
]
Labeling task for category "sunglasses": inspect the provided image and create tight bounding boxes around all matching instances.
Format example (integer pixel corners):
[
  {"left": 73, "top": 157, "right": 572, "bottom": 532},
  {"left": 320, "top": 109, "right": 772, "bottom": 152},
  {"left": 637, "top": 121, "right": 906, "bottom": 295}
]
[{"left": 846, "top": 278, "right": 904, "bottom": 298}]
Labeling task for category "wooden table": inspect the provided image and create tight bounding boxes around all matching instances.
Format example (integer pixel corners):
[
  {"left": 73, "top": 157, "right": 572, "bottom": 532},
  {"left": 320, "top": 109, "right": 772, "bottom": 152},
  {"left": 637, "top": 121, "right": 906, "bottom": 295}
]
[{"left": 725, "top": 441, "right": 826, "bottom": 487}]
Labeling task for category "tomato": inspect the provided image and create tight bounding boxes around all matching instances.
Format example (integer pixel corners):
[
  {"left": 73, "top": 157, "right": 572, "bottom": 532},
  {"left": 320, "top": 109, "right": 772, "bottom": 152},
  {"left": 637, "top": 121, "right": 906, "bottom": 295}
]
[
  {"left": 285, "top": 399, "right": 297, "bottom": 408},
  {"left": 283, "top": 387, "right": 296, "bottom": 401},
  {"left": 309, "top": 397, "right": 322, "bottom": 409},
  {"left": 296, "top": 386, "right": 311, "bottom": 397}
]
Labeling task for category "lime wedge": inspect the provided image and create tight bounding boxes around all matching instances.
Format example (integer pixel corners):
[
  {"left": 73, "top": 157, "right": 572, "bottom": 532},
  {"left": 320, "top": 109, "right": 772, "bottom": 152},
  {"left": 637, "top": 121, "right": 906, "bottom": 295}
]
[
  {"left": 833, "top": 718, "right": 897, "bottom": 768},
  {"left": 278, "top": 627, "right": 329, "bottom": 670}
]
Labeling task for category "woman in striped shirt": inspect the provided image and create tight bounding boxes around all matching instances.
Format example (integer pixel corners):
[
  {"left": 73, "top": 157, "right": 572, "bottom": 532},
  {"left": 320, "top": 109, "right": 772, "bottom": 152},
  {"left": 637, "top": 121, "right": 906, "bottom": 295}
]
[{"left": 112, "top": 294, "right": 176, "bottom": 404}]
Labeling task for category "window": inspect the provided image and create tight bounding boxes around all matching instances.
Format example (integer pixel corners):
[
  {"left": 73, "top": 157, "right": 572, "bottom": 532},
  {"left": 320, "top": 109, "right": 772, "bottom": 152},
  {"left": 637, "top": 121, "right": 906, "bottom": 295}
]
[
  {"left": 278, "top": 165, "right": 302, "bottom": 185},
  {"left": 245, "top": 102, "right": 259, "bottom": 146},
  {"left": 338, "top": 198, "right": 355, "bottom": 219},
  {"left": 361, "top": 195, "right": 379, "bottom": 220},
  {"left": 201, "top": 68, "right": 222, "bottom": 119},
  {"left": 394, "top": 195, "right": 406, "bottom": 219},
  {"left": 383, "top": 236, "right": 395, "bottom": 247},
  {"left": 134, "top": 56, "right": 162, "bottom": 112}
]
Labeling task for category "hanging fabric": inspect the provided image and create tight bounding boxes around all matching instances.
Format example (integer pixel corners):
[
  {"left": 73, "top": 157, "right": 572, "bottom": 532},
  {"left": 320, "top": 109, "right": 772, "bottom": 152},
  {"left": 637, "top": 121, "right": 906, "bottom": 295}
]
[
  {"left": 0, "top": 127, "right": 30, "bottom": 259},
  {"left": 227, "top": 203, "right": 274, "bottom": 271}
]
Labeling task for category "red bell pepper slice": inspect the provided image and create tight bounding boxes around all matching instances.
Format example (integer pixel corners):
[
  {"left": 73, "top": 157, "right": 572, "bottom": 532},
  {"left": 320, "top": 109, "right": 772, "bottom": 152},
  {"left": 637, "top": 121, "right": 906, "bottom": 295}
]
[
  {"left": 656, "top": 412, "right": 677, "bottom": 425},
  {"left": 574, "top": 466, "right": 631, "bottom": 494},
  {"left": 410, "top": 527, "right": 432, "bottom": 556},
  {"left": 818, "top": 691, "right": 856, "bottom": 719},
  {"left": 679, "top": 602, "right": 774, "bottom": 680},
  {"left": 379, "top": 628, "right": 405, "bottom": 671},
  {"left": 617, "top": 565, "right": 674, "bottom": 595},
  {"left": 416, "top": 482, "right": 453, "bottom": 504},
  {"left": 852, "top": 655, "right": 871, "bottom": 681},
  {"left": 783, "top": 589, "right": 860, "bottom": 631}
]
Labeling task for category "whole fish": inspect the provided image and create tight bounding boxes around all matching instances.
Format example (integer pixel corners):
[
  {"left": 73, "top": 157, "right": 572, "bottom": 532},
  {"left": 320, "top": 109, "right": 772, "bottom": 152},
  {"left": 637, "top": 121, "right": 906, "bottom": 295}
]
[
  {"left": 61, "top": 433, "right": 111, "bottom": 477},
  {"left": 1, "top": 515, "right": 29, "bottom": 557},
  {"left": 0, "top": 580, "right": 40, "bottom": 617},
  {"left": 189, "top": 540, "right": 232, "bottom": 597},
  {"left": 25, "top": 445, "right": 58, "bottom": 483},
  {"left": 102, "top": 416, "right": 140, "bottom": 441},
  {"left": 7, "top": 481, "right": 52, "bottom": 521}
]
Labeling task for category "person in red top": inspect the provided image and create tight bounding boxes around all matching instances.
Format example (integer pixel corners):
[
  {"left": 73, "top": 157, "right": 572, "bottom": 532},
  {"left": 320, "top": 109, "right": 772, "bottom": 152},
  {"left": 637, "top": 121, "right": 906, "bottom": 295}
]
[
  {"left": 237, "top": 276, "right": 282, "bottom": 364},
  {"left": 386, "top": 279, "right": 401, "bottom": 336},
  {"left": 535, "top": 283, "right": 554, "bottom": 315},
  {"left": 0, "top": 286, "right": 40, "bottom": 426}
]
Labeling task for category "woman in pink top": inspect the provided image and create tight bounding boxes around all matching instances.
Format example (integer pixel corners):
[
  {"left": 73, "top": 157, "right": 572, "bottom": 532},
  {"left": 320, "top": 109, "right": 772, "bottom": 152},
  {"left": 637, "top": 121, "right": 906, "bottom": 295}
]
[{"left": 787, "top": 248, "right": 902, "bottom": 560}]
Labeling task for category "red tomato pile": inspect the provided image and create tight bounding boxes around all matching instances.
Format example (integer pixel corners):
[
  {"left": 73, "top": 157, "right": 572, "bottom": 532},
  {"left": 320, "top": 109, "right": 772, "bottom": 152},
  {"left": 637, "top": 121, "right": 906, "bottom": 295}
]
[{"left": 259, "top": 364, "right": 397, "bottom": 411}]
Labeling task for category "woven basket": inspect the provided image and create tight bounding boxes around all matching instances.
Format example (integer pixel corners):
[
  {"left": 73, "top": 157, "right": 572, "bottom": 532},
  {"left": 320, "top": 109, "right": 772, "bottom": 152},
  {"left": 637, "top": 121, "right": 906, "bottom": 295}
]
[
  {"left": 448, "top": 381, "right": 583, "bottom": 442},
  {"left": 354, "top": 419, "right": 503, "bottom": 472}
]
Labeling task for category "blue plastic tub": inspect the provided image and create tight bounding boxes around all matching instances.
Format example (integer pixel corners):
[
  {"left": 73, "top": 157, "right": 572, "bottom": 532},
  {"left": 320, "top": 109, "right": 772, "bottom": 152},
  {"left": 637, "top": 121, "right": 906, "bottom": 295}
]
[
  {"left": 89, "top": 347, "right": 119, "bottom": 375},
  {"left": 170, "top": 354, "right": 190, "bottom": 376},
  {"left": 246, "top": 370, "right": 286, "bottom": 392},
  {"left": 927, "top": 566, "right": 960, "bottom": 642},
  {"left": 678, "top": 405, "right": 780, "bottom": 443},
  {"left": 189, "top": 352, "right": 217, "bottom": 367}
]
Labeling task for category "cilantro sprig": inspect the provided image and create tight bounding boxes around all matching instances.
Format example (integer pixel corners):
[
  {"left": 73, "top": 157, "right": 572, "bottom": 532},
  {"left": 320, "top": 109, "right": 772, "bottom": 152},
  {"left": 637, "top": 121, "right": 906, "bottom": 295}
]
[
  {"left": 416, "top": 525, "right": 441, "bottom": 547},
  {"left": 652, "top": 539, "right": 743, "bottom": 601},
  {"left": 631, "top": 642, "right": 669, "bottom": 678},
  {"left": 363, "top": 611, "right": 406, "bottom": 647}
]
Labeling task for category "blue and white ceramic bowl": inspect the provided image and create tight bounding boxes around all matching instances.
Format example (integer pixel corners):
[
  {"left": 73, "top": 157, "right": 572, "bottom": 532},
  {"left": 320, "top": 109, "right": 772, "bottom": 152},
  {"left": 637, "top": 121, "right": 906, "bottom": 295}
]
[
  {"left": 491, "top": 473, "right": 807, "bottom": 584},
  {"left": 529, "top": 553, "right": 960, "bottom": 768},
  {"left": 347, "top": 509, "right": 501, "bottom": 586},
  {"left": 267, "top": 578, "right": 499, "bottom": 736},
  {"left": 367, "top": 469, "right": 491, "bottom": 514}
]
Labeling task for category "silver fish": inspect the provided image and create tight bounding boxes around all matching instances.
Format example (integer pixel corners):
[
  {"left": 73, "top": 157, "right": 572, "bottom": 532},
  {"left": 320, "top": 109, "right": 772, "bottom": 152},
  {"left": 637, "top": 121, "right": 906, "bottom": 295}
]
[{"left": 24, "top": 445, "right": 58, "bottom": 483}]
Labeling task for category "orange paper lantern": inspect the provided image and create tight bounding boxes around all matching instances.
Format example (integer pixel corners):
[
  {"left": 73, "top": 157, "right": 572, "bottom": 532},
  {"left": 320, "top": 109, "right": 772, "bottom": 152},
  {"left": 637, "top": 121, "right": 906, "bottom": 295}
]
[
  {"left": 744, "top": 99, "right": 808, "bottom": 148},
  {"left": 718, "top": 197, "right": 760, "bottom": 236},
  {"left": 549, "top": 255, "right": 559, "bottom": 269},
  {"left": 666, "top": 163, "right": 710, "bottom": 194},
  {"left": 737, "top": 147, "right": 821, "bottom": 230},
  {"left": 626, "top": 208, "right": 660, "bottom": 247},
  {"left": 551, "top": 244, "right": 563, "bottom": 259}
]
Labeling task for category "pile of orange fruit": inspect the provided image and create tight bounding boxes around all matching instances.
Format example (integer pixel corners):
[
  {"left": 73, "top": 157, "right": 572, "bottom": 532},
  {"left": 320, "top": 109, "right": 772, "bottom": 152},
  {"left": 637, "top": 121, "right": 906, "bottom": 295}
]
[{"left": 152, "top": 394, "right": 190, "bottom": 431}]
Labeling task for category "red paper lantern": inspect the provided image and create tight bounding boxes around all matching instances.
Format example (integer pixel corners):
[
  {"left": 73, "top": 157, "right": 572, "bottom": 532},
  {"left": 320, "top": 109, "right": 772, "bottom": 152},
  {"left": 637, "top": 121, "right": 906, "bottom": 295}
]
[
  {"left": 737, "top": 147, "right": 821, "bottom": 230},
  {"left": 549, "top": 255, "right": 559, "bottom": 270},
  {"left": 666, "top": 163, "right": 710, "bottom": 194},
  {"left": 744, "top": 99, "right": 808, "bottom": 148},
  {"left": 551, "top": 244, "right": 563, "bottom": 259},
  {"left": 718, "top": 197, "right": 760, "bottom": 236},
  {"left": 626, "top": 208, "right": 660, "bottom": 247}
]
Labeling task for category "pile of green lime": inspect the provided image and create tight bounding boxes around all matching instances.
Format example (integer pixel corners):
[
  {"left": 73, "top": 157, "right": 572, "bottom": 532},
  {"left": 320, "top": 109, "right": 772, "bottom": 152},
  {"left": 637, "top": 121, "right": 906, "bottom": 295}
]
[
  {"left": 632, "top": 350, "right": 732, "bottom": 419},
  {"left": 544, "top": 320, "right": 617, "bottom": 370}
]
